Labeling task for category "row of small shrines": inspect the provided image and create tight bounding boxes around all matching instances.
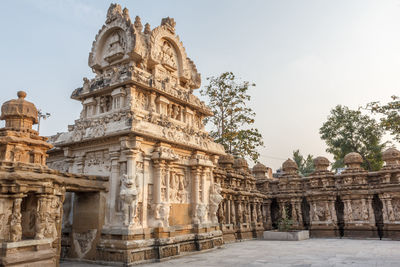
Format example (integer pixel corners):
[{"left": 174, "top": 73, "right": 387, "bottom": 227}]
[{"left": 215, "top": 149, "right": 400, "bottom": 241}]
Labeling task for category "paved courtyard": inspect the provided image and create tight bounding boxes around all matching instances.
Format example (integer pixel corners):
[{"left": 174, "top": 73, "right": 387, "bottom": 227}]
[{"left": 61, "top": 238, "right": 400, "bottom": 267}]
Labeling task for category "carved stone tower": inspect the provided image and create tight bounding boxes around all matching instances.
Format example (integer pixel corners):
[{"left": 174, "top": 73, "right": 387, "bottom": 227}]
[{"left": 48, "top": 4, "right": 225, "bottom": 264}]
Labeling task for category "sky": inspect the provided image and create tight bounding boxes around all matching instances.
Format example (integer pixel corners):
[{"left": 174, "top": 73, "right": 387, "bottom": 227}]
[{"left": 1, "top": 0, "right": 399, "bottom": 170}]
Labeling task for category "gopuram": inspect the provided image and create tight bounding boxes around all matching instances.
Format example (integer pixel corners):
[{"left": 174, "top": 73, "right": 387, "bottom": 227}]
[
  {"left": 48, "top": 3, "right": 225, "bottom": 265},
  {"left": 1, "top": 3, "right": 400, "bottom": 267}
]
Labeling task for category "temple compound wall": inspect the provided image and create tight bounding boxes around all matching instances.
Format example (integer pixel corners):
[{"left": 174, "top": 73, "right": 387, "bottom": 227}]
[
  {"left": 213, "top": 149, "right": 400, "bottom": 242},
  {"left": 48, "top": 4, "right": 225, "bottom": 265}
]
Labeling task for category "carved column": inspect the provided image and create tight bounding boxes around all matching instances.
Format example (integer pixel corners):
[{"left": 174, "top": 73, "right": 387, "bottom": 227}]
[
  {"left": 9, "top": 196, "right": 23, "bottom": 242},
  {"left": 387, "top": 198, "right": 395, "bottom": 221},
  {"left": 191, "top": 166, "right": 201, "bottom": 205},
  {"left": 125, "top": 149, "right": 139, "bottom": 180},
  {"left": 290, "top": 200, "right": 297, "bottom": 223},
  {"left": 75, "top": 155, "right": 85, "bottom": 173},
  {"left": 200, "top": 169, "right": 207, "bottom": 203},
  {"left": 226, "top": 198, "right": 231, "bottom": 224},
  {"left": 296, "top": 200, "right": 303, "bottom": 225},
  {"left": 230, "top": 199, "right": 236, "bottom": 225},
  {"left": 164, "top": 165, "right": 170, "bottom": 202},
  {"left": 329, "top": 200, "right": 337, "bottom": 223},
  {"left": 153, "top": 160, "right": 165, "bottom": 205},
  {"left": 366, "top": 197, "right": 375, "bottom": 224},
  {"left": 142, "top": 155, "right": 152, "bottom": 228},
  {"left": 344, "top": 199, "right": 353, "bottom": 222},
  {"left": 108, "top": 150, "right": 120, "bottom": 226},
  {"left": 35, "top": 194, "right": 51, "bottom": 240}
]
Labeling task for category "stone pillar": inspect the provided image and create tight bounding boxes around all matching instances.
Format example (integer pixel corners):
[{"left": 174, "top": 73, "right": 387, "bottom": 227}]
[
  {"left": 329, "top": 200, "right": 337, "bottom": 223},
  {"left": 9, "top": 196, "right": 23, "bottom": 242},
  {"left": 226, "top": 199, "right": 231, "bottom": 224},
  {"left": 35, "top": 194, "right": 51, "bottom": 240},
  {"left": 75, "top": 155, "right": 85, "bottom": 173},
  {"left": 200, "top": 169, "right": 207, "bottom": 203},
  {"left": 367, "top": 197, "right": 375, "bottom": 224},
  {"left": 387, "top": 199, "right": 395, "bottom": 221},
  {"left": 344, "top": 199, "right": 353, "bottom": 222},
  {"left": 230, "top": 199, "right": 236, "bottom": 225},
  {"left": 125, "top": 149, "right": 139, "bottom": 179},
  {"left": 108, "top": 151, "right": 120, "bottom": 226},
  {"left": 142, "top": 155, "right": 152, "bottom": 228},
  {"left": 153, "top": 161, "right": 165, "bottom": 205},
  {"left": 192, "top": 166, "right": 201, "bottom": 208},
  {"left": 296, "top": 201, "right": 303, "bottom": 225}
]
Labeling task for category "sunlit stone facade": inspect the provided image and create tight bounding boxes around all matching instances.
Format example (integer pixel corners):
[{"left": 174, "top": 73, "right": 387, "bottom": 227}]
[{"left": 48, "top": 4, "right": 225, "bottom": 264}]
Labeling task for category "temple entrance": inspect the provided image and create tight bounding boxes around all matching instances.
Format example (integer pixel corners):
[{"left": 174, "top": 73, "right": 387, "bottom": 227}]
[
  {"left": 335, "top": 196, "right": 345, "bottom": 238},
  {"left": 301, "top": 197, "right": 310, "bottom": 230},
  {"left": 372, "top": 194, "right": 384, "bottom": 239},
  {"left": 270, "top": 198, "right": 279, "bottom": 229}
]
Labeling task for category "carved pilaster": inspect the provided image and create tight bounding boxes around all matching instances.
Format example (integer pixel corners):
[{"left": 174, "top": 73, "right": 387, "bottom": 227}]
[{"left": 9, "top": 197, "right": 23, "bottom": 242}]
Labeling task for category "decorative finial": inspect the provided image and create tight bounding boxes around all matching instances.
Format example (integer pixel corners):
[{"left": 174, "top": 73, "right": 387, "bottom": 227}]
[
  {"left": 106, "top": 3, "right": 123, "bottom": 24},
  {"left": 161, "top": 17, "right": 176, "bottom": 33},
  {"left": 134, "top": 16, "right": 143, "bottom": 32},
  {"left": 144, "top": 23, "right": 151, "bottom": 34},
  {"left": 17, "top": 91, "right": 27, "bottom": 99}
]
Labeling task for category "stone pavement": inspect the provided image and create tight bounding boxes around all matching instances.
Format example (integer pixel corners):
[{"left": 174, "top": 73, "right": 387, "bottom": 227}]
[{"left": 60, "top": 239, "right": 400, "bottom": 267}]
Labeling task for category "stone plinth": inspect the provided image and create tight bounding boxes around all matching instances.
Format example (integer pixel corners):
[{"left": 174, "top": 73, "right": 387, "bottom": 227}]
[
  {"left": 263, "top": 230, "right": 309, "bottom": 241},
  {"left": 0, "top": 239, "right": 56, "bottom": 267}
]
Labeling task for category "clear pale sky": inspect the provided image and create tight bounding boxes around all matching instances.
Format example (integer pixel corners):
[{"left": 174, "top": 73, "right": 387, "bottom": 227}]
[{"left": 1, "top": 0, "right": 399, "bottom": 170}]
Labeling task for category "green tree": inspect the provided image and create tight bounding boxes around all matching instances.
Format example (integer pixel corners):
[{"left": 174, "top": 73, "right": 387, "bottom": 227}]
[
  {"left": 366, "top": 95, "right": 400, "bottom": 142},
  {"left": 292, "top": 149, "right": 315, "bottom": 176},
  {"left": 200, "top": 72, "right": 264, "bottom": 162},
  {"left": 319, "top": 105, "right": 385, "bottom": 171}
]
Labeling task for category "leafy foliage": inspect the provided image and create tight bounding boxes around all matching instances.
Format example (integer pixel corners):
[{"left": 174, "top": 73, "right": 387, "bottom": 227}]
[
  {"left": 292, "top": 149, "right": 315, "bottom": 176},
  {"left": 319, "top": 105, "right": 385, "bottom": 171},
  {"left": 278, "top": 207, "right": 294, "bottom": 232},
  {"left": 200, "top": 72, "right": 264, "bottom": 162},
  {"left": 366, "top": 95, "right": 400, "bottom": 142}
]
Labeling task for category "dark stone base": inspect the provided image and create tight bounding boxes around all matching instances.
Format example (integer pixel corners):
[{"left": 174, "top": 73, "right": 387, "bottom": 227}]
[
  {"left": 383, "top": 224, "right": 400, "bottom": 240},
  {"left": 310, "top": 228, "right": 338, "bottom": 238},
  {"left": 343, "top": 225, "right": 378, "bottom": 239}
]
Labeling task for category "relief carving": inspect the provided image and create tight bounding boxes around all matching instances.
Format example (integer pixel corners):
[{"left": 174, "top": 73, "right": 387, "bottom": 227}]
[
  {"left": 209, "top": 183, "right": 223, "bottom": 224},
  {"left": 9, "top": 198, "right": 22, "bottom": 242},
  {"left": 73, "top": 229, "right": 97, "bottom": 259},
  {"left": 120, "top": 174, "right": 139, "bottom": 226}
]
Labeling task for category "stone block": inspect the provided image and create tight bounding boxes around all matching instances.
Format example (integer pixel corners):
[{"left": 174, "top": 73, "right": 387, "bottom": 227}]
[{"left": 263, "top": 230, "right": 310, "bottom": 241}]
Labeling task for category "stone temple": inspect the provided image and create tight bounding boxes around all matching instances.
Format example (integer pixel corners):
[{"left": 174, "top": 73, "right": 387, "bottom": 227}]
[{"left": 1, "top": 3, "right": 400, "bottom": 267}]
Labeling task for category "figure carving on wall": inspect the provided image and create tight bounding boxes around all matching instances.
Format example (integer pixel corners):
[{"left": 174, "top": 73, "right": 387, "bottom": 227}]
[
  {"left": 104, "top": 31, "right": 125, "bottom": 63},
  {"left": 120, "top": 174, "right": 139, "bottom": 226},
  {"left": 153, "top": 203, "right": 170, "bottom": 227},
  {"left": 9, "top": 198, "right": 22, "bottom": 242},
  {"left": 209, "top": 183, "right": 223, "bottom": 224},
  {"left": 193, "top": 203, "right": 207, "bottom": 224},
  {"left": 159, "top": 40, "right": 177, "bottom": 69},
  {"left": 73, "top": 229, "right": 97, "bottom": 259}
]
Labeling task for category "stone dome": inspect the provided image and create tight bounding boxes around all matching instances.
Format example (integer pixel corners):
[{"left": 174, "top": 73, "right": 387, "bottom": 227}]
[
  {"left": 0, "top": 91, "right": 38, "bottom": 130},
  {"left": 313, "top": 156, "right": 330, "bottom": 171},
  {"left": 382, "top": 148, "right": 400, "bottom": 166},
  {"left": 219, "top": 154, "right": 235, "bottom": 165},
  {"left": 253, "top": 162, "right": 267, "bottom": 173},
  {"left": 282, "top": 158, "right": 298, "bottom": 174},
  {"left": 234, "top": 157, "right": 249, "bottom": 169},
  {"left": 344, "top": 152, "right": 363, "bottom": 169}
]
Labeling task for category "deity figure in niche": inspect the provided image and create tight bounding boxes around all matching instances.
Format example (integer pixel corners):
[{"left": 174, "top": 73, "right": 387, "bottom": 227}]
[
  {"left": 160, "top": 40, "right": 177, "bottom": 69},
  {"left": 104, "top": 31, "right": 125, "bottom": 63}
]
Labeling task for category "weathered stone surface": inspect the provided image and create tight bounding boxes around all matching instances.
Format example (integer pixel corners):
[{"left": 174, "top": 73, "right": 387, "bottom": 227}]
[{"left": 263, "top": 230, "right": 309, "bottom": 241}]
